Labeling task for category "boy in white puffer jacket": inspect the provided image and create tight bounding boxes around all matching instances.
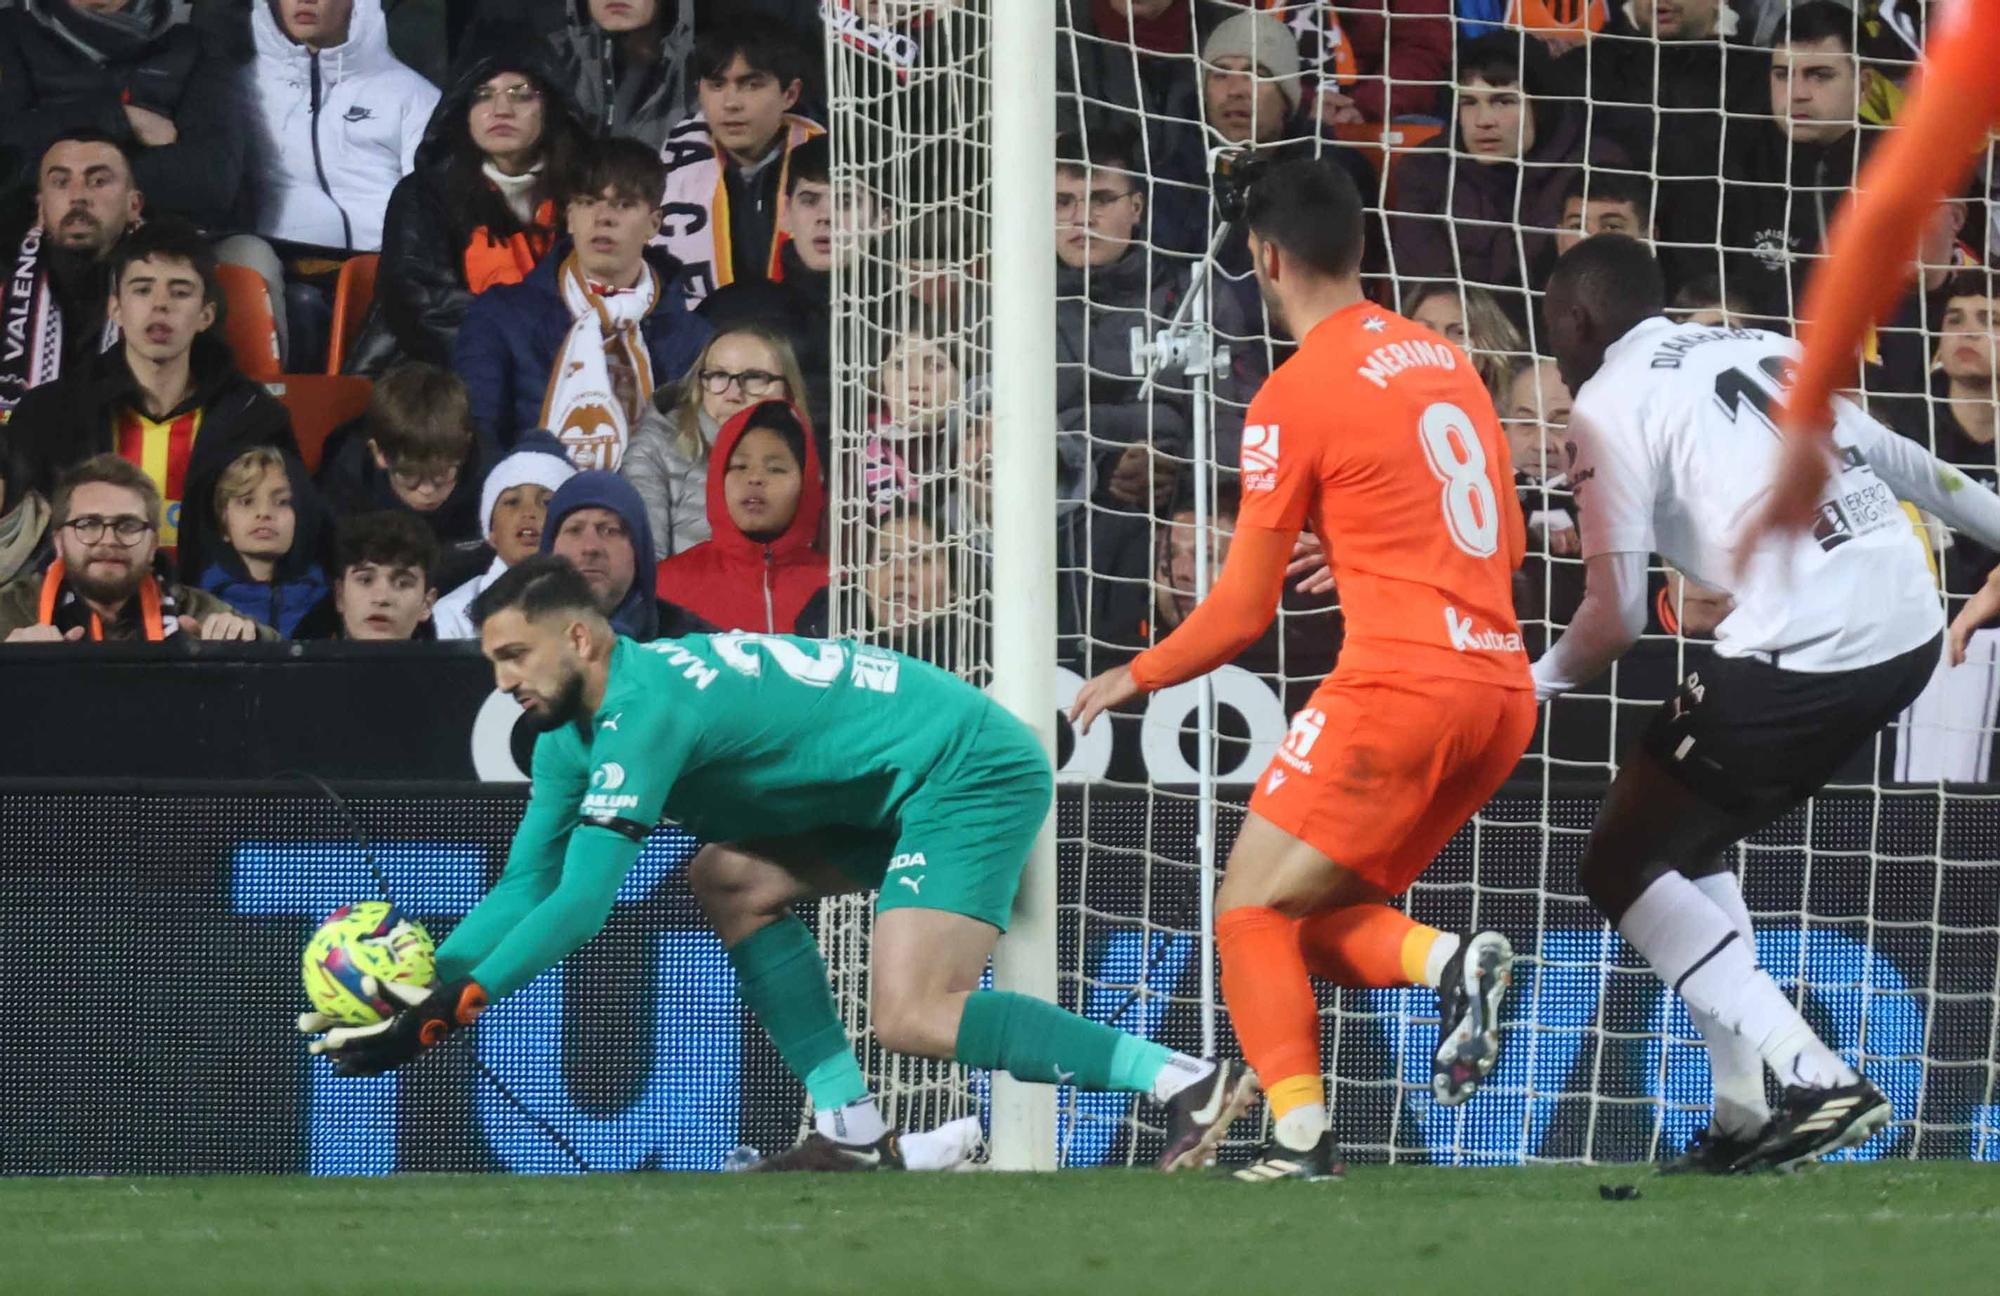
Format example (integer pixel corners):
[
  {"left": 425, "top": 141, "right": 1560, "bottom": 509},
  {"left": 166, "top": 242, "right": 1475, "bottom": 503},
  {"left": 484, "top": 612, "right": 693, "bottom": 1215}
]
[{"left": 247, "top": 0, "right": 440, "bottom": 253}]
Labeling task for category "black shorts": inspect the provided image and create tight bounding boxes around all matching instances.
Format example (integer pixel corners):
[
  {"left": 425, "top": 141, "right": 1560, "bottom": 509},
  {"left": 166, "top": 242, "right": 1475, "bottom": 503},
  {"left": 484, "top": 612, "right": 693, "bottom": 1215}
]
[{"left": 1640, "top": 634, "right": 1941, "bottom": 815}]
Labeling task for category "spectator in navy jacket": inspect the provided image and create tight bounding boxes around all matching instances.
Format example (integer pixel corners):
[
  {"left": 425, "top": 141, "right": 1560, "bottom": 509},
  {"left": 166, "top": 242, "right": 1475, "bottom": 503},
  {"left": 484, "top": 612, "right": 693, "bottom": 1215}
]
[
  {"left": 197, "top": 446, "right": 330, "bottom": 639},
  {"left": 453, "top": 137, "right": 711, "bottom": 467}
]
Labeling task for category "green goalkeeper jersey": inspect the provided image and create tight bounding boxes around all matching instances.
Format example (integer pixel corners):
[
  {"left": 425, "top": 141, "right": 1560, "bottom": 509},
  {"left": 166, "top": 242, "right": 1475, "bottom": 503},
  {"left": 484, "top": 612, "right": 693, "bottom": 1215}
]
[{"left": 434, "top": 633, "right": 1010, "bottom": 997}]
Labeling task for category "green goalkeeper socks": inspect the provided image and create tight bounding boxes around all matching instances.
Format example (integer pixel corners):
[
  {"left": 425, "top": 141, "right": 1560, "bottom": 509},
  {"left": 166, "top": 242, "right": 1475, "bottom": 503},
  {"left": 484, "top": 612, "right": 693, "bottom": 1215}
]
[
  {"left": 726, "top": 916, "right": 870, "bottom": 1112},
  {"left": 954, "top": 990, "right": 1179, "bottom": 1093}
]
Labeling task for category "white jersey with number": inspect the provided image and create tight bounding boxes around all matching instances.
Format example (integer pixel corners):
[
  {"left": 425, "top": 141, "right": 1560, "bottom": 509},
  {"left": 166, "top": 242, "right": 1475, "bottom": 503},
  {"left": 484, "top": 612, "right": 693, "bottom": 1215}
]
[{"left": 1565, "top": 317, "right": 1944, "bottom": 672}]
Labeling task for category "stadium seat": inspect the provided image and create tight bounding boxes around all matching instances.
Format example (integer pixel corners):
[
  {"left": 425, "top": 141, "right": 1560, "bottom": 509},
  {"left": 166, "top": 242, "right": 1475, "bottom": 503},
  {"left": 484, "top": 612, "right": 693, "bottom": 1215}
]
[
  {"left": 1333, "top": 122, "right": 1444, "bottom": 208},
  {"left": 327, "top": 254, "right": 381, "bottom": 376},
  {"left": 216, "top": 264, "right": 283, "bottom": 381},
  {"left": 268, "top": 374, "right": 373, "bottom": 474}
]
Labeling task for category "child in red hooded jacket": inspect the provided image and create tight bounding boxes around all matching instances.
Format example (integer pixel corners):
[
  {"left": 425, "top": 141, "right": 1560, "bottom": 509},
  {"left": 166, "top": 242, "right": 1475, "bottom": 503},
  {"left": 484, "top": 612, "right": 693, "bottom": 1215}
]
[{"left": 655, "top": 399, "right": 828, "bottom": 634}]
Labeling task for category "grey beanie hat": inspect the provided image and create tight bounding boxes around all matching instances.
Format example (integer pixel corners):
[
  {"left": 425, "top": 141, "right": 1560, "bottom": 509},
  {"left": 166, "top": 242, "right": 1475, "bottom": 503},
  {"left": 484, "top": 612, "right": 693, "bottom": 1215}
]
[{"left": 1201, "top": 11, "right": 1304, "bottom": 115}]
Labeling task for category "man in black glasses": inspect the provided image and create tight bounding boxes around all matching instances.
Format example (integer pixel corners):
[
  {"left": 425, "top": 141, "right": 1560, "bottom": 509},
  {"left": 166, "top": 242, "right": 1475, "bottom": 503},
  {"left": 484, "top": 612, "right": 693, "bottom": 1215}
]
[{"left": 0, "top": 454, "right": 268, "bottom": 643}]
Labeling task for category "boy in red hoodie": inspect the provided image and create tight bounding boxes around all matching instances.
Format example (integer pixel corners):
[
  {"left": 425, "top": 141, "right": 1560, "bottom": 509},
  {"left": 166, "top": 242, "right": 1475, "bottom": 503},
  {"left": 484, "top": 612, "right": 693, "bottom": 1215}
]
[{"left": 656, "top": 399, "right": 826, "bottom": 634}]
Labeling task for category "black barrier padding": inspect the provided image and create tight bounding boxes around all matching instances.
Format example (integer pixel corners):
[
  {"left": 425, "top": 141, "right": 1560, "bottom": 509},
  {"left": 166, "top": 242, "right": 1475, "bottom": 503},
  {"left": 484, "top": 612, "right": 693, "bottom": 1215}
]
[{"left": 2, "top": 783, "right": 1996, "bottom": 1173}]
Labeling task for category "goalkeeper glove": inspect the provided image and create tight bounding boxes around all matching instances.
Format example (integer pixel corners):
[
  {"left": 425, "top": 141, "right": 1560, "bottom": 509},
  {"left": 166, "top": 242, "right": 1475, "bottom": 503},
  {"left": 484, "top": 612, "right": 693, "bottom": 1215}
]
[{"left": 300, "top": 977, "right": 488, "bottom": 1076}]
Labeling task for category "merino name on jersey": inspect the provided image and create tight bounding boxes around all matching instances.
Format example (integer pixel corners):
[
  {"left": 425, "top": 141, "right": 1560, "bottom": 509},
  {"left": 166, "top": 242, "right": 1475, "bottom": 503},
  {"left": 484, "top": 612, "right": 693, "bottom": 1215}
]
[{"left": 1356, "top": 337, "right": 1460, "bottom": 388}]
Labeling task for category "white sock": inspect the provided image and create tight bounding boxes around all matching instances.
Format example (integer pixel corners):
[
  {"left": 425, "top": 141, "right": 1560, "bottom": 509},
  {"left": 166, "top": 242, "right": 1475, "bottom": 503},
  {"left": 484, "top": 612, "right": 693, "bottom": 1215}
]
[
  {"left": 1423, "top": 932, "right": 1462, "bottom": 988},
  {"left": 1618, "top": 873, "right": 1857, "bottom": 1091},
  {"left": 899, "top": 1115, "right": 983, "bottom": 1171},
  {"left": 1689, "top": 872, "right": 1773, "bottom": 1134},
  {"left": 815, "top": 1097, "right": 889, "bottom": 1146},
  {"left": 1274, "top": 1103, "right": 1327, "bottom": 1152},
  {"left": 1149, "top": 1053, "right": 1215, "bottom": 1104}
]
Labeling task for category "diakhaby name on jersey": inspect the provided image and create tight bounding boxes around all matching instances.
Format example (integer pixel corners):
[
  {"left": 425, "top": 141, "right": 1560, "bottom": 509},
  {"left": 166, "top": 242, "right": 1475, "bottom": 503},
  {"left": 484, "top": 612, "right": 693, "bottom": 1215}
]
[{"left": 1357, "top": 338, "right": 1458, "bottom": 389}]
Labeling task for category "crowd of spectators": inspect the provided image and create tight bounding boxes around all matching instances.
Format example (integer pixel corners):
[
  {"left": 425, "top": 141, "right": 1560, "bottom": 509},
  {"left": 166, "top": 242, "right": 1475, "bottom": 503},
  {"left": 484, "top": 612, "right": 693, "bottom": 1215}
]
[{"left": 0, "top": 0, "right": 1993, "bottom": 778}]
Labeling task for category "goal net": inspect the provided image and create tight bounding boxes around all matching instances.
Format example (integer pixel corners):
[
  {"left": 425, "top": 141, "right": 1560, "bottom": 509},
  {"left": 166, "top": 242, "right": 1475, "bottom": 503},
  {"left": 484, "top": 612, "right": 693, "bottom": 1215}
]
[{"left": 822, "top": 1, "right": 2000, "bottom": 1165}]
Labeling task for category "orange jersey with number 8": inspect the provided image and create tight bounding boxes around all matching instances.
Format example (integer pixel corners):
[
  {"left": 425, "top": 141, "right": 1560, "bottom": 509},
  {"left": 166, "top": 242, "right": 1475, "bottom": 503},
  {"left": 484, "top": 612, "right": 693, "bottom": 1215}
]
[{"left": 1243, "top": 300, "right": 1531, "bottom": 689}]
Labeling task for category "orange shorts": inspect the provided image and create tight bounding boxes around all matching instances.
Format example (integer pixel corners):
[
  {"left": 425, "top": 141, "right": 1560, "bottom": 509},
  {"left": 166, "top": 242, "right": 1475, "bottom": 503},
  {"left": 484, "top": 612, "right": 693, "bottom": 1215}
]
[{"left": 1247, "top": 673, "right": 1537, "bottom": 896}]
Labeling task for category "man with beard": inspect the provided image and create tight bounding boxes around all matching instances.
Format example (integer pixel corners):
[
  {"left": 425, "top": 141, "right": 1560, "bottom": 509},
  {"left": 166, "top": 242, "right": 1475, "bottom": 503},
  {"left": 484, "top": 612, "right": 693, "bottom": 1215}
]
[
  {"left": 0, "top": 132, "right": 146, "bottom": 426},
  {"left": 300, "top": 554, "right": 1248, "bottom": 1175},
  {"left": 0, "top": 453, "right": 267, "bottom": 641}
]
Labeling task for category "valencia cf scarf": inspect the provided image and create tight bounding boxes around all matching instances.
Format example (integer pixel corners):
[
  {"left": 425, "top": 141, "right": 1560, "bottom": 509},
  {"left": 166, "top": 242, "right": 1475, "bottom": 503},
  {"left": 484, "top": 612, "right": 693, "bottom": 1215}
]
[
  {"left": 657, "top": 112, "right": 822, "bottom": 302},
  {"left": 0, "top": 224, "right": 119, "bottom": 423},
  {"left": 37, "top": 556, "right": 181, "bottom": 642}
]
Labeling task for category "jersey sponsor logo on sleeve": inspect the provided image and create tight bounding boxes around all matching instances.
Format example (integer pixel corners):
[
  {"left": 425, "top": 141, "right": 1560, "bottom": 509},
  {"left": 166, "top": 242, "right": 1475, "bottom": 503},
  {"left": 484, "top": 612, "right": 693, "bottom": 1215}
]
[
  {"left": 1243, "top": 423, "right": 1280, "bottom": 492},
  {"left": 583, "top": 762, "right": 638, "bottom": 814},
  {"left": 886, "top": 852, "right": 928, "bottom": 872},
  {"left": 1443, "top": 606, "right": 1525, "bottom": 655}
]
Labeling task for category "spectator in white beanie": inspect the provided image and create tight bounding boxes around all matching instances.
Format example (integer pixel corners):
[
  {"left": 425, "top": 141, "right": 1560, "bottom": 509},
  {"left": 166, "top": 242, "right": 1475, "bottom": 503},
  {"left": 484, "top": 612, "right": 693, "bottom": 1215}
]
[
  {"left": 430, "top": 431, "right": 575, "bottom": 639},
  {"left": 1201, "top": 10, "right": 1302, "bottom": 146}
]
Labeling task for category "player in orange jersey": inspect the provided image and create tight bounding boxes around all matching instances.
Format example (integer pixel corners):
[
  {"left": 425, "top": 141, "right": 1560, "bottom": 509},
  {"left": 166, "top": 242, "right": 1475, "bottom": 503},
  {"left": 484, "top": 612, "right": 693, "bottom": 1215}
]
[
  {"left": 1747, "top": 0, "right": 2000, "bottom": 559},
  {"left": 1071, "top": 158, "right": 1537, "bottom": 1181}
]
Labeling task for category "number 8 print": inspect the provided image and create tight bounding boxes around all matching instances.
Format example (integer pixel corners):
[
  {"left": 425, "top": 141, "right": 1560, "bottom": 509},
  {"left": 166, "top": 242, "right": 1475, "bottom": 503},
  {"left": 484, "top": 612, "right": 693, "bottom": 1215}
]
[{"left": 1418, "top": 402, "right": 1500, "bottom": 558}]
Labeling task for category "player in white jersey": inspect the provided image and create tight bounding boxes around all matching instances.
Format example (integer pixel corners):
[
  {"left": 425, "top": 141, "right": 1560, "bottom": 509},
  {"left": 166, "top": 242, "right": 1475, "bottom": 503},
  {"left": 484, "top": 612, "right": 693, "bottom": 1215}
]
[{"left": 1536, "top": 237, "right": 2000, "bottom": 1173}]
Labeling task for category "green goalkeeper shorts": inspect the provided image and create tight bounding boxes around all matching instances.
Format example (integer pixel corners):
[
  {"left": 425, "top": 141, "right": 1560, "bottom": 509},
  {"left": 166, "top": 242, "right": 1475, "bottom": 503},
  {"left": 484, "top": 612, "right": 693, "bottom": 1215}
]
[{"left": 825, "top": 703, "right": 1054, "bottom": 932}]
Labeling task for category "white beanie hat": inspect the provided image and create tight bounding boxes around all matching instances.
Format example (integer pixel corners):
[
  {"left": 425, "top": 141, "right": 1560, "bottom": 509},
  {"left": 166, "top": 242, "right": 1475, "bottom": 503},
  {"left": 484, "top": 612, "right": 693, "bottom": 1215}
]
[
  {"left": 480, "top": 435, "right": 577, "bottom": 537},
  {"left": 1202, "top": 11, "right": 1304, "bottom": 116}
]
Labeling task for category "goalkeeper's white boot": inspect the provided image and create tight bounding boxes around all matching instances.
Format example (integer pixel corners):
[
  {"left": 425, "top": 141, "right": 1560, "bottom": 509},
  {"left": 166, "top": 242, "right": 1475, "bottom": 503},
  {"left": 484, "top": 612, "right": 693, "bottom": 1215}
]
[
  {"left": 1432, "top": 930, "right": 1514, "bottom": 1107},
  {"left": 901, "top": 1115, "right": 985, "bottom": 1171}
]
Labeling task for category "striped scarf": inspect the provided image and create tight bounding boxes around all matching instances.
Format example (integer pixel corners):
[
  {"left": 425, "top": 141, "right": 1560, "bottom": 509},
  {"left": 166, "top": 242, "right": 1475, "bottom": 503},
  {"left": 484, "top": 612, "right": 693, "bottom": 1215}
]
[
  {"left": 0, "top": 224, "right": 120, "bottom": 423},
  {"left": 657, "top": 113, "right": 822, "bottom": 303}
]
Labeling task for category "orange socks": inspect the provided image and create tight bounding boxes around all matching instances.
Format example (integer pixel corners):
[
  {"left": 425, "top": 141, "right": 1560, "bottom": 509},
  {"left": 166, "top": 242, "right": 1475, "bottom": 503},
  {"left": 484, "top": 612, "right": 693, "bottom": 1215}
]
[
  {"left": 1215, "top": 906, "right": 1323, "bottom": 1123},
  {"left": 1298, "top": 904, "right": 1451, "bottom": 988},
  {"left": 1218, "top": 903, "right": 1454, "bottom": 1145}
]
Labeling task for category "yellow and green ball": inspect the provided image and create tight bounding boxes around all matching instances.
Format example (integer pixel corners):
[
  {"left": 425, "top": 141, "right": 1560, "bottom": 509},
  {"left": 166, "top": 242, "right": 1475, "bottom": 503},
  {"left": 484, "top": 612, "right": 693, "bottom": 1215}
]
[{"left": 301, "top": 901, "right": 436, "bottom": 1025}]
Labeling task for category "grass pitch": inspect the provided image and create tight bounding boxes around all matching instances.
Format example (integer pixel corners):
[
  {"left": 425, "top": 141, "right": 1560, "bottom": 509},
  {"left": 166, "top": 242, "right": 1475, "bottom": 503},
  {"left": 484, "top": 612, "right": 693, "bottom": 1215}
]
[{"left": 4, "top": 1164, "right": 1997, "bottom": 1295}]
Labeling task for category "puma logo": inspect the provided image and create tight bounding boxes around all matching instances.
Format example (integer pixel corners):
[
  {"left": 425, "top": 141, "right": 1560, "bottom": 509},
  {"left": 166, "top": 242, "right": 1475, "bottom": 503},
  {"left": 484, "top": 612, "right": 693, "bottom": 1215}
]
[{"left": 898, "top": 875, "right": 924, "bottom": 895}]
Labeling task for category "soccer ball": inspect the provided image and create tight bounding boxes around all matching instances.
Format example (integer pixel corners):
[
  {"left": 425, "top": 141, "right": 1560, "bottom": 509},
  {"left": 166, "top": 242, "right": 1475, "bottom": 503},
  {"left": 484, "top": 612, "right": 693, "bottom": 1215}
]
[{"left": 301, "top": 901, "right": 436, "bottom": 1026}]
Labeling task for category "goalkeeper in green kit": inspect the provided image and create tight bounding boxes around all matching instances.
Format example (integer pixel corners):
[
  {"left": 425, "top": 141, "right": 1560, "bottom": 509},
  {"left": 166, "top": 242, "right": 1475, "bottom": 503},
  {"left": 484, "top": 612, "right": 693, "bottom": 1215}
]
[{"left": 303, "top": 554, "right": 1254, "bottom": 1171}]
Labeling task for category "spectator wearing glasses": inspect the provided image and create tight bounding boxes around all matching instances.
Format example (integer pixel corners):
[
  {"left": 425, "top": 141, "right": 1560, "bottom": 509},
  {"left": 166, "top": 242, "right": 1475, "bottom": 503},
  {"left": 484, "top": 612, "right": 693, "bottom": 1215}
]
[
  {"left": 318, "top": 363, "right": 484, "bottom": 547},
  {"left": 454, "top": 137, "right": 710, "bottom": 466},
  {"left": 352, "top": 53, "right": 589, "bottom": 374},
  {"left": 0, "top": 454, "right": 269, "bottom": 642},
  {"left": 1056, "top": 127, "right": 1185, "bottom": 519},
  {"left": 0, "top": 218, "right": 295, "bottom": 582},
  {"left": 695, "top": 135, "right": 838, "bottom": 436},
  {"left": 622, "top": 324, "right": 806, "bottom": 557}
]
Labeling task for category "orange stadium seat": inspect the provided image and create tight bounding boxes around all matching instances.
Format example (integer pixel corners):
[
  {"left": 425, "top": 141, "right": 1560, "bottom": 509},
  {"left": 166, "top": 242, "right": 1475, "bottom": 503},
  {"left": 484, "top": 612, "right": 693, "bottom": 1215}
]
[
  {"left": 216, "top": 264, "right": 282, "bottom": 381},
  {"left": 327, "top": 254, "right": 381, "bottom": 375},
  {"left": 269, "top": 374, "right": 373, "bottom": 474},
  {"left": 1333, "top": 121, "right": 1443, "bottom": 207}
]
